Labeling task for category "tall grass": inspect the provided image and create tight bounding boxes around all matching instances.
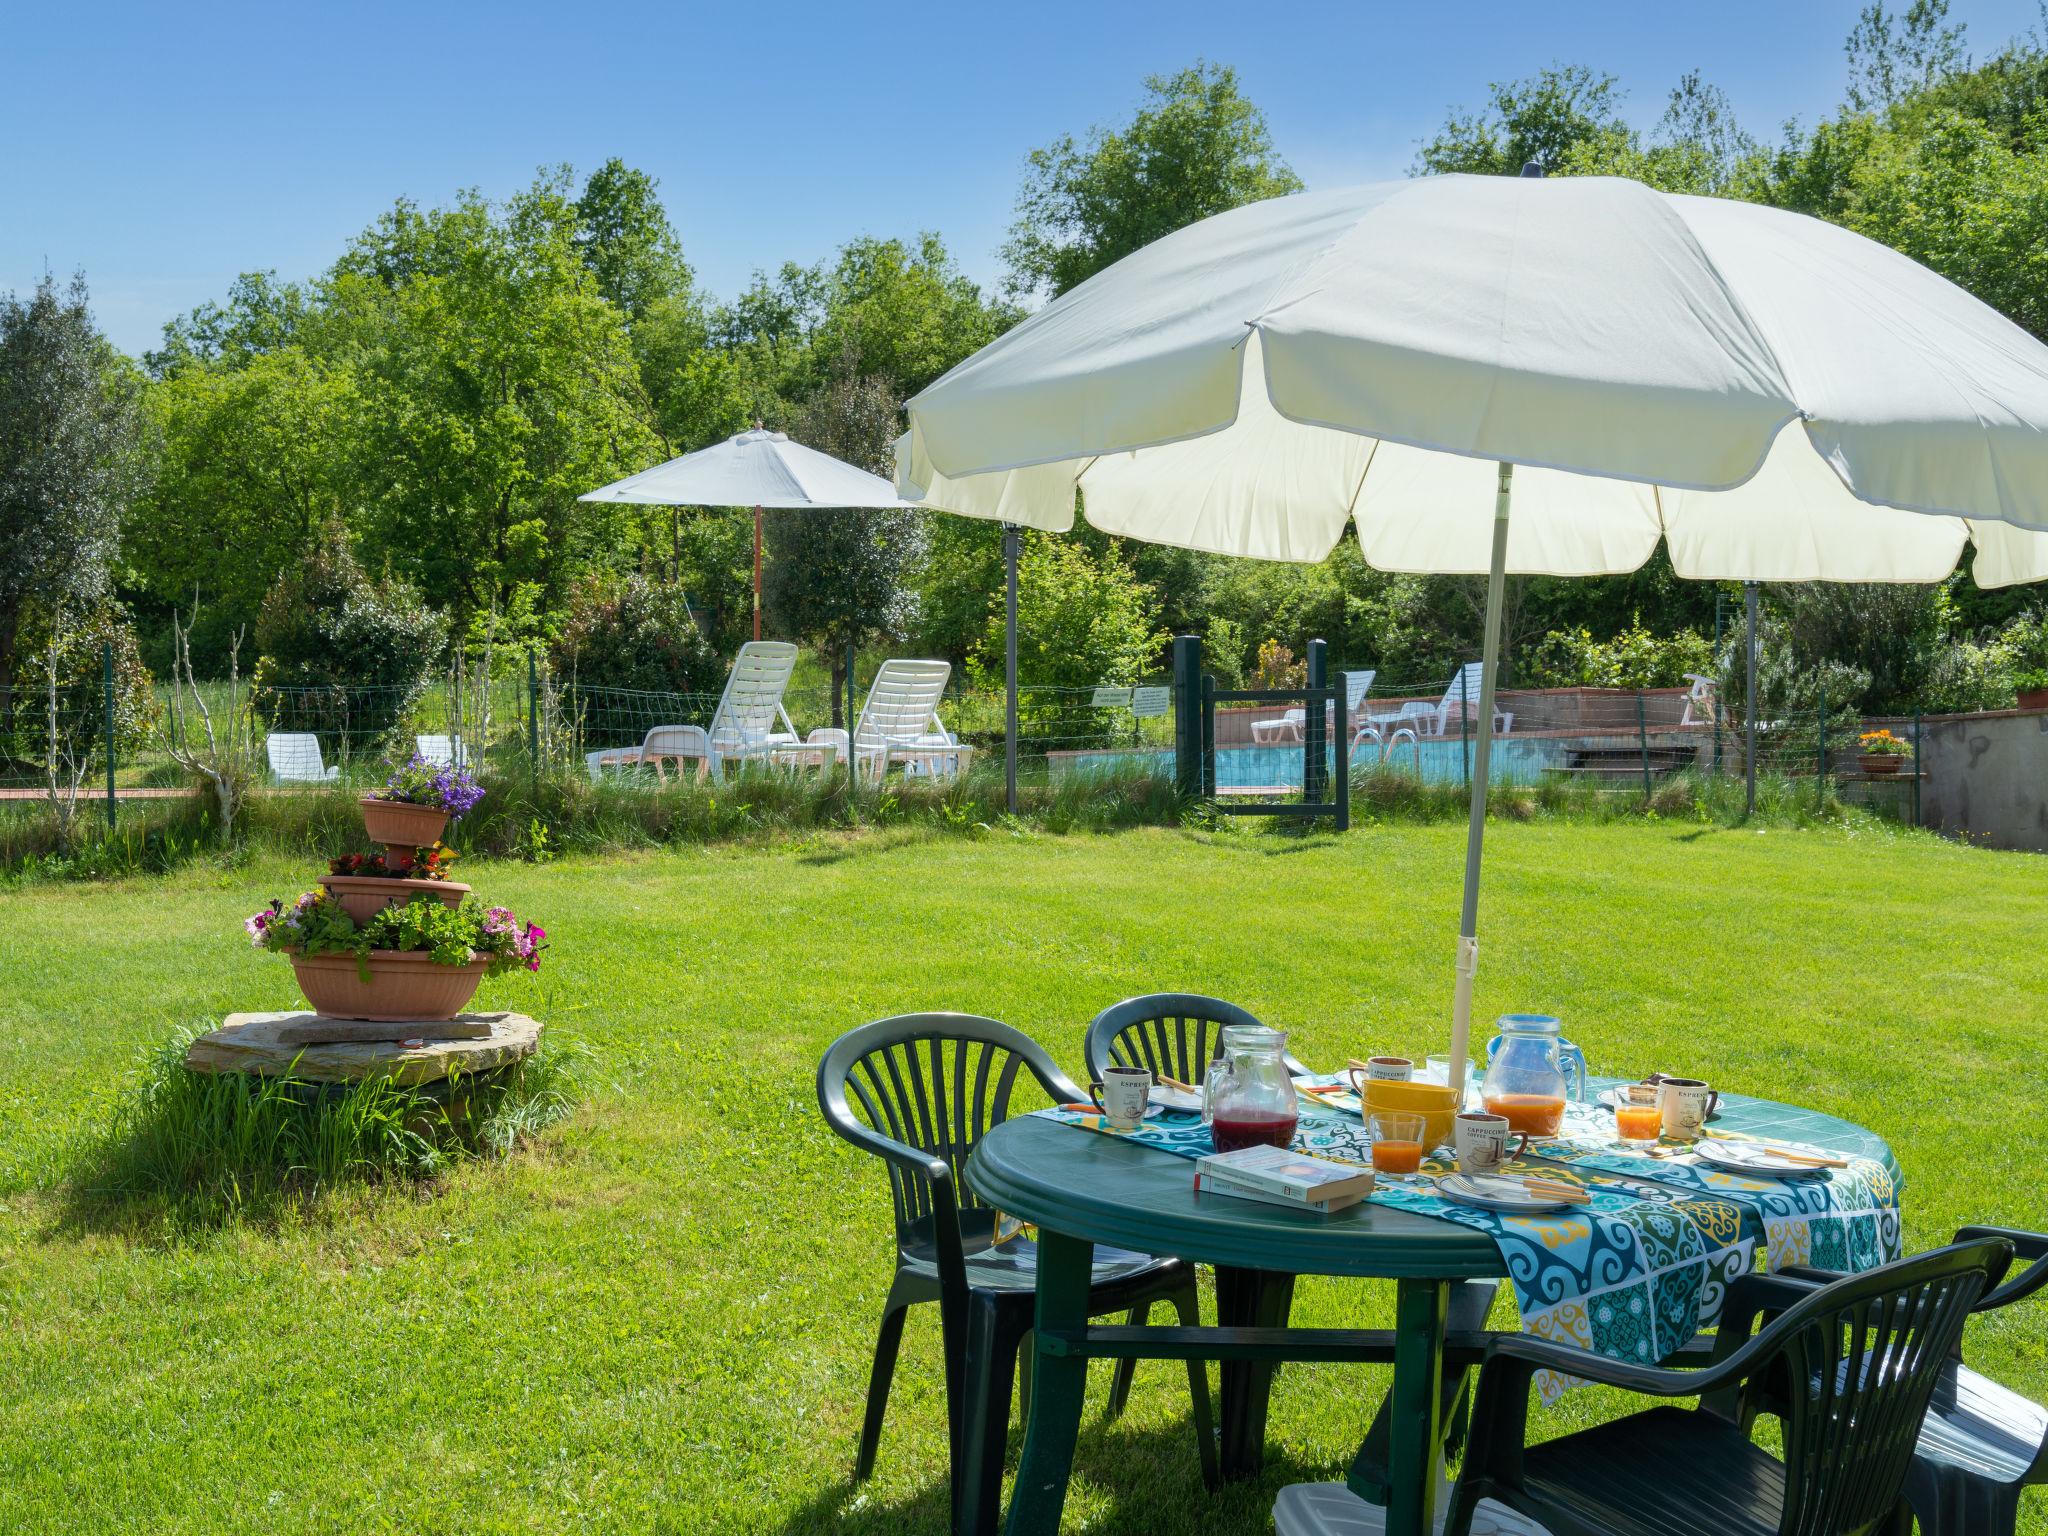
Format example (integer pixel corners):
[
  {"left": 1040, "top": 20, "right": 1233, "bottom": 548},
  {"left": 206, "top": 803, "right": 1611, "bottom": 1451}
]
[
  {"left": 65, "top": 1030, "right": 589, "bottom": 1232},
  {"left": 0, "top": 756, "right": 1888, "bottom": 887}
]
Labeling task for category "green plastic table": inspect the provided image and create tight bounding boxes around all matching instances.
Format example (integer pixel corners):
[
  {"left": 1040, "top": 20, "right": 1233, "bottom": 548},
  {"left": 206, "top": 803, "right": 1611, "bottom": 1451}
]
[{"left": 964, "top": 1086, "right": 1898, "bottom": 1536}]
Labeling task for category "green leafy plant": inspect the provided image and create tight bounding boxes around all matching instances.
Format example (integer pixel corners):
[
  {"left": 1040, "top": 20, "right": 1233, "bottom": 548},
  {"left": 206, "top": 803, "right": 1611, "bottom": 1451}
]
[{"left": 244, "top": 891, "right": 545, "bottom": 977}]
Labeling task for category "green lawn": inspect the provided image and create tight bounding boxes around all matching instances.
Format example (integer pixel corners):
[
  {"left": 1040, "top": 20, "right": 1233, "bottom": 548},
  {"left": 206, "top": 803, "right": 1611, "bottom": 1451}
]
[{"left": 0, "top": 820, "right": 2043, "bottom": 1534}]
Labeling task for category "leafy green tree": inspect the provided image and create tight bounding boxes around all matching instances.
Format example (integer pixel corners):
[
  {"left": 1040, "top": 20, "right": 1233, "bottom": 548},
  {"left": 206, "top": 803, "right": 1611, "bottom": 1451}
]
[
  {"left": 129, "top": 348, "right": 357, "bottom": 668},
  {"left": 0, "top": 274, "right": 150, "bottom": 717},
  {"left": 763, "top": 370, "right": 926, "bottom": 721},
  {"left": 1845, "top": 0, "right": 1968, "bottom": 112},
  {"left": 335, "top": 174, "right": 664, "bottom": 622},
  {"left": 575, "top": 158, "right": 693, "bottom": 323},
  {"left": 1003, "top": 61, "right": 1301, "bottom": 299},
  {"left": 1415, "top": 65, "right": 1631, "bottom": 176},
  {"left": 145, "top": 271, "right": 311, "bottom": 378}
]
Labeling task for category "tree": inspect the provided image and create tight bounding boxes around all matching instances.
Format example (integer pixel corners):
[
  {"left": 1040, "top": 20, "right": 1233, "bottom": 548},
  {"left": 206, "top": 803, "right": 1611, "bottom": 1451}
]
[
  {"left": 0, "top": 274, "right": 150, "bottom": 721},
  {"left": 763, "top": 370, "right": 926, "bottom": 722},
  {"left": 1003, "top": 62, "right": 1301, "bottom": 299},
  {"left": 1846, "top": 0, "right": 1968, "bottom": 112},
  {"left": 1416, "top": 65, "right": 1631, "bottom": 177},
  {"left": 550, "top": 574, "right": 720, "bottom": 696},
  {"left": 575, "top": 158, "right": 694, "bottom": 324}
]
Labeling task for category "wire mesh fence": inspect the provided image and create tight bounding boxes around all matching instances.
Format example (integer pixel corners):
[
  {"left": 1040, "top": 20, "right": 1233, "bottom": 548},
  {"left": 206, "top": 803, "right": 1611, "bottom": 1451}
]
[{"left": 0, "top": 646, "right": 1928, "bottom": 830}]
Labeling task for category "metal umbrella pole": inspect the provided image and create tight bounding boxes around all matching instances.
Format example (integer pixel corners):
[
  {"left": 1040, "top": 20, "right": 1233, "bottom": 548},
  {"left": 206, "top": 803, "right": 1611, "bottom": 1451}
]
[
  {"left": 1004, "top": 524, "right": 1020, "bottom": 815},
  {"left": 1446, "top": 462, "right": 1513, "bottom": 1099}
]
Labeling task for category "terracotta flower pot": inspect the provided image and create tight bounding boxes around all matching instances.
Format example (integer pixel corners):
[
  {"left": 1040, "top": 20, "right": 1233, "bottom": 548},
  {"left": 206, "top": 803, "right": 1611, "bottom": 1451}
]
[
  {"left": 359, "top": 797, "right": 451, "bottom": 863},
  {"left": 317, "top": 876, "right": 471, "bottom": 927},
  {"left": 1859, "top": 754, "right": 1905, "bottom": 775},
  {"left": 289, "top": 949, "right": 490, "bottom": 1021},
  {"left": 2018, "top": 686, "right": 2048, "bottom": 711}
]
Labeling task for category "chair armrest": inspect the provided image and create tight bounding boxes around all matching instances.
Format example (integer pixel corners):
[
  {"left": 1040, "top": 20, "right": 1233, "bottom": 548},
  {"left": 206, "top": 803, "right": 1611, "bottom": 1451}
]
[{"left": 1956, "top": 1226, "right": 2046, "bottom": 1310}]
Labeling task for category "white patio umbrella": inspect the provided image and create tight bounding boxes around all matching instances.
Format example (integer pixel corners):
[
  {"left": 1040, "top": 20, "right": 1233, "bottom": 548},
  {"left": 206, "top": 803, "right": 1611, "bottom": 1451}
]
[
  {"left": 581, "top": 426, "right": 912, "bottom": 641},
  {"left": 894, "top": 170, "right": 2048, "bottom": 1094}
]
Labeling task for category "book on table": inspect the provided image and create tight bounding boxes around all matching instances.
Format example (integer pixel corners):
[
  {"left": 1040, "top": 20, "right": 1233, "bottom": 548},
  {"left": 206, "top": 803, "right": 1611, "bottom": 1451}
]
[
  {"left": 1194, "top": 1176, "right": 1370, "bottom": 1215},
  {"left": 1194, "top": 1144, "right": 1374, "bottom": 1208}
]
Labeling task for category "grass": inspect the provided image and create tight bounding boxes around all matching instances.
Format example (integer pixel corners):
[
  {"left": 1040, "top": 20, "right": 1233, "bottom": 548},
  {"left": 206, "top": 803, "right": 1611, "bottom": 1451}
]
[{"left": 0, "top": 820, "right": 2042, "bottom": 1533}]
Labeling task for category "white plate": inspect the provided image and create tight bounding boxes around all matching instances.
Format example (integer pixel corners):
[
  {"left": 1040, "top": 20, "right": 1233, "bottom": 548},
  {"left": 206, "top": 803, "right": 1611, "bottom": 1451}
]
[
  {"left": 1691, "top": 1140, "right": 1832, "bottom": 1178},
  {"left": 1434, "top": 1172, "right": 1574, "bottom": 1213},
  {"left": 1149, "top": 1085, "right": 1204, "bottom": 1114}
]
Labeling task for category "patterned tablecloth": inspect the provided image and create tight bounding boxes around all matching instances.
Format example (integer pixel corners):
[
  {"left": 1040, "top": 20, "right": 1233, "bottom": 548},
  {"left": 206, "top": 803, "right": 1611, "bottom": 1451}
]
[{"left": 1036, "top": 1085, "right": 1900, "bottom": 1397}]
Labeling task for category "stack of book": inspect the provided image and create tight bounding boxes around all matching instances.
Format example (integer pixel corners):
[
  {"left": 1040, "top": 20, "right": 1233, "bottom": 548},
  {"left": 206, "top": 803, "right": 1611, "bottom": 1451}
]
[{"left": 1194, "top": 1144, "right": 1375, "bottom": 1213}]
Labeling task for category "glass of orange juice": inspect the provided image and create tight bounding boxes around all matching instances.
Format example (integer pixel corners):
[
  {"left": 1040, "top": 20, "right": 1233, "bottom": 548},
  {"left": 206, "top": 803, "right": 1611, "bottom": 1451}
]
[
  {"left": 1612, "top": 1083, "right": 1662, "bottom": 1146},
  {"left": 1369, "top": 1110, "right": 1427, "bottom": 1175}
]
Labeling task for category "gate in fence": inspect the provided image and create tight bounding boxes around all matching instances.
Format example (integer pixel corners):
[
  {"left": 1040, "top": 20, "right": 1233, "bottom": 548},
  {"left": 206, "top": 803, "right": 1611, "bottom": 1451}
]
[{"left": 1172, "top": 634, "right": 1349, "bottom": 828}]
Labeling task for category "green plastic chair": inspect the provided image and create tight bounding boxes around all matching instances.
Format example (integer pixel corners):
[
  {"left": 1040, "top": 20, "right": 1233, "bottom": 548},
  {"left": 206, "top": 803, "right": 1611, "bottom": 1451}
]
[
  {"left": 1082, "top": 993, "right": 1312, "bottom": 1087},
  {"left": 816, "top": 1012, "right": 1217, "bottom": 1533},
  {"left": 1446, "top": 1237, "right": 2013, "bottom": 1536}
]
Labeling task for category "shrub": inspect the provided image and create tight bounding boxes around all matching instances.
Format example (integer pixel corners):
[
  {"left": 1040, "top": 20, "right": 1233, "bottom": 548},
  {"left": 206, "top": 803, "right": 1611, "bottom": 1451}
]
[
  {"left": 4, "top": 602, "right": 157, "bottom": 770},
  {"left": 550, "top": 574, "right": 720, "bottom": 697},
  {"left": 1251, "top": 638, "right": 1306, "bottom": 691},
  {"left": 1523, "top": 621, "right": 1712, "bottom": 690},
  {"left": 251, "top": 541, "right": 447, "bottom": 746},
  {"left": 968, "top": 535, "right": 1163, "bottom": 740}
]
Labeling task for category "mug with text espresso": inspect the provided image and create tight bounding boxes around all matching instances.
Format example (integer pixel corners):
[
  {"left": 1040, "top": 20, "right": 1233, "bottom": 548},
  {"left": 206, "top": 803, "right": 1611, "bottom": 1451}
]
[
  {"left": 1657, "top": 1077, "right": 1718, "bottom": 1141},
  {"left": 1089, "top": 1066, "right": 1153, "bottom": 1132}
]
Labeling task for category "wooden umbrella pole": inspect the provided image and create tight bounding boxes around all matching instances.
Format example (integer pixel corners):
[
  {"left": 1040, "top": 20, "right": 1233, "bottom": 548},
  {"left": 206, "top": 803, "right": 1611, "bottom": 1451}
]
[{"left": 753, "top": 504, "right": 763, "bottom": 642}]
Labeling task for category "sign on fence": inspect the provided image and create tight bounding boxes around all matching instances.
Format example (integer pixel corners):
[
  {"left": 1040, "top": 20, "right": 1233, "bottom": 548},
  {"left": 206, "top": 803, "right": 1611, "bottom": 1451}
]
[
  {"left": 1131, "top": 686, "right": 1170, "bottom": 718},
  {"left": 1090, "top": 685, "right": 1134, "bottom": 709}
]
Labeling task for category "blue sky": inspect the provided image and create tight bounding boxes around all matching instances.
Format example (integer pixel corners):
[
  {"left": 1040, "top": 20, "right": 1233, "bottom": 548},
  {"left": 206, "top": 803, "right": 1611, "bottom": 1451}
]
[{"left": 8, "top": 0, "right": 2044, "bottom": 356}]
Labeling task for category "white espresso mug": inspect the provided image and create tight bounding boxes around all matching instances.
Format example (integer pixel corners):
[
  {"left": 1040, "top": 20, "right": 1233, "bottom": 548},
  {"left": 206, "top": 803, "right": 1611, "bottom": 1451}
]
[
  {"left": 1454, "top": 1111, "right": 1528, "bottom": 1175},
  {"left": 1657, "top": 1077, "right": 1716, "bottom": 1141},
  {"left": 1089, "top": 1066, "right": 1153, "bottom": 1132},
  {"left": 1348, "top": 1056, "right": 1415, "bottom": 1095}
]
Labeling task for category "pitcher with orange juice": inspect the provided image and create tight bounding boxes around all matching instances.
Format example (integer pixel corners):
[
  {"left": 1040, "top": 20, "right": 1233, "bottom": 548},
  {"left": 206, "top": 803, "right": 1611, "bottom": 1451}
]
[{"left": 1479, "top": 1014, "right": 1586, "bottom": 1137}]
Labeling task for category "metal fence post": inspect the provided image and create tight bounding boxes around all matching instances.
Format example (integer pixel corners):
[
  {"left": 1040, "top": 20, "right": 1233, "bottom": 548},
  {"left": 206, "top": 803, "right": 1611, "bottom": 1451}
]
[
  {"left": 1912, "top": 710, "right": 1923, "bottom": 828},
  {"left": 103, "top": 639, "right": 117, "bottom": 828},
  {"left": 1636, "top": 691, "right": 1652, "bottom": 799},
  {"left": 1744, "top": 581, "right": 1759, "bottom": 816},
  {"left": 1171, "top": 635, "right": 1202, "bottom": 799},
  {"left": 1712, "top": 590, "right": 1724, "bottom": 775},
  {"left": 527, "top": 649, "right": 540, "bottom": 796},
  {"left": 1200, "top": 673, "right": 1217, "bottom": 796},
  {"left": 1816, "top": 689, "right": 1828, "bottom": 808},
  {"left": 1304, "top": 639, "right": 1327, "bottom": 805},
  {"left": 1459, "top": 666, "right": 1471, "bottom": 789},
  {"left": 1334, "top": 666, "right": 1351, "bottom": 832}
]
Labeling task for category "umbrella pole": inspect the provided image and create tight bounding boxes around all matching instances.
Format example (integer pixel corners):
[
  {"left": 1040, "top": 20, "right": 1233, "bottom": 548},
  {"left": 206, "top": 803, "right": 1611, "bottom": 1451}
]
[
  {"left": 1004, "top": 524, "right": 1020, "bottom": 815},
  {"left": 753, "top": 505, "right": 763, "bottom": 643},
  {"left": 1448, "top": 463, "right": 1513, "bottom": 1098}
]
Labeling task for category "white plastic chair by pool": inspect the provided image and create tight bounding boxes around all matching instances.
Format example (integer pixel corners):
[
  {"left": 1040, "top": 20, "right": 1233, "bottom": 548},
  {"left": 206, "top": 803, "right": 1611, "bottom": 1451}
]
[
  {"left": 586, "top": 724, "right": 711, "bottom": 782},
  {"left": 265, "top": 733, "right": 340, "bottom": 784}
]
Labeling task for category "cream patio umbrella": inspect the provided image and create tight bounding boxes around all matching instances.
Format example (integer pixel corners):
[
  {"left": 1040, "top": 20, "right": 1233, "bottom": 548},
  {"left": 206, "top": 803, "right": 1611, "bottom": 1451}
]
[
  {"left": 894, "top": 169, "right": 2048, "bottom": 1095},
  {"left": 581, "top": 426, "right": 914, "bottom": 642}
]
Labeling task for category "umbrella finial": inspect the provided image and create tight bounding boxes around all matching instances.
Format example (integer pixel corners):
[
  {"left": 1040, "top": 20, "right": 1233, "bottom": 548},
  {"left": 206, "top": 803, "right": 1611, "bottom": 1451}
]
[{"left": 1519, "top": 160, "right": 1545, "bottom": 178}]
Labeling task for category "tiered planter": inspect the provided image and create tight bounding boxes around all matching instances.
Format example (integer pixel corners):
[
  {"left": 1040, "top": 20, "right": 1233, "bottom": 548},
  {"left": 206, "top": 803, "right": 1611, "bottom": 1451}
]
[
  {"left": 284, "top": 794, "right": 481, "bottom": 1021},
  {"left": 1859, "top": 754, "right": 1906, "bottom": 775},
  {"left": 358, "top": 796, "right": 451, "bottom": 869},
  {"left": 289, "top": 950, "right": 492, "bottom": 1022},
  {"left": 2019, "top": 687, "right": 2048, "bottom": 711},
  {"left": 318, "top": 874, "right": 470, "bottom": 926}
]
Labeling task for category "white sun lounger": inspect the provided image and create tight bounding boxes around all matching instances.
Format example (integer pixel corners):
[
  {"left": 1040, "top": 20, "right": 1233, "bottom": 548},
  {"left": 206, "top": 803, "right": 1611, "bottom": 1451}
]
[
  {"left": 780, "top": 658, "right": 967, "bottom": 782},
  {"left": 266, "top": 732, "right": 340, "bottom": 783},
  {"left": 584, "top": 641, "right": 804, "bottom": 781}
]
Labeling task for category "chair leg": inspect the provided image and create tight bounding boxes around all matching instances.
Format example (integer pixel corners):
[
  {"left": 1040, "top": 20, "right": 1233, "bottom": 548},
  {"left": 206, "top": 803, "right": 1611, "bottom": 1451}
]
[
  {"left": 1016, "top": 1329, "right": 1034, "bottom": 1425},
  {"left": 1169, "top": 1274, "right": 1220, "bottom": 1490},
  {"left": 955, "top": 1295, "right": 1028, "bottom": 1536},
  {"left": 1442, "top": 1473, "right": 1485, "bottom": 1536},
  {"left": 855, "top": 1293, "right": 914, "bottom": 1482},
  {"left": 1105, "top": 1304, "right": 1144, "bottom": 1420}
]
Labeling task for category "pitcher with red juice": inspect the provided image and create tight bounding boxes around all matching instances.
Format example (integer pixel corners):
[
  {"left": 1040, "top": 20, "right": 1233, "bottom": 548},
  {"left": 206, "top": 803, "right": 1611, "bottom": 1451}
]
[
  {"left": 1204, "top": 1025, "right": 1298, "bottom": 1153},
  {"left": 1479, "top": 1014, "right": 1585, "bottom": 1139}
]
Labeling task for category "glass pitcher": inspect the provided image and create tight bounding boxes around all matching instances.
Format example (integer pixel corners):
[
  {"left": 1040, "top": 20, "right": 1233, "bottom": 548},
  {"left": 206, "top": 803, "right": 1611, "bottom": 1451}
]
[
  {"left": 1479, "top": 1014, "right": 1585, "bottom": 1138},
  {"left": 1203, "top": 1025, "right": 1298, "bottom": 1153}
]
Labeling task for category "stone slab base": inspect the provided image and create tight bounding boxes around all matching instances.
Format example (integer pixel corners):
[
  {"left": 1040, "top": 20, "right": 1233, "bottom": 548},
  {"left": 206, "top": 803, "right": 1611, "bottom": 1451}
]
[{"left": 186, "top": 1011, "right": 542, "bottom": 1085}]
